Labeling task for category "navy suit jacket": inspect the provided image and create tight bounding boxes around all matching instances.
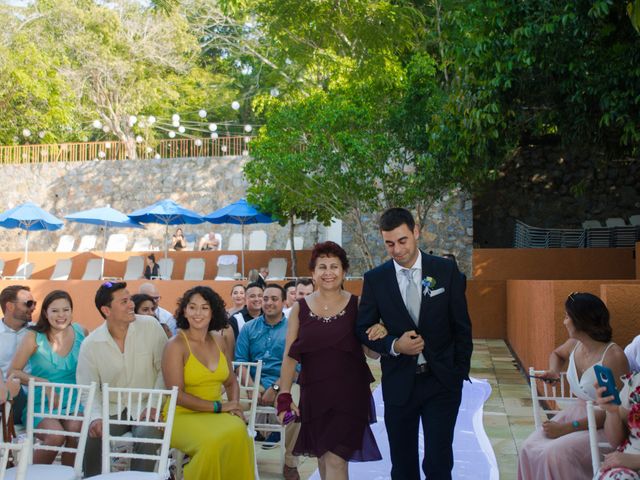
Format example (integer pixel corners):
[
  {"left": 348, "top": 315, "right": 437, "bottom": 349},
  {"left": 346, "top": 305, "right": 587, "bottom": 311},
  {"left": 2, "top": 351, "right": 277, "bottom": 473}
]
[{"left": 356, "top": 251, "right": 473, "bottom": 406}]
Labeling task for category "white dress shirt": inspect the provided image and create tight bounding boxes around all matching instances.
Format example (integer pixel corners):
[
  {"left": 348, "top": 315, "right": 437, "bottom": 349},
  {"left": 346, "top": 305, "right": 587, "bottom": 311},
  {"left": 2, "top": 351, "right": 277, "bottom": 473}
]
[
  {"left": 625, "top": 335, "right": 640, "bottom": 373},
  {"left": 76, "top": 314, "right": 168, "bottom": 421},
  {"left": 0, "top": 319, "right": 30, "bottom": 378},
  {"left": 156, "top": 306, "right": 177, "bottom": 335}
]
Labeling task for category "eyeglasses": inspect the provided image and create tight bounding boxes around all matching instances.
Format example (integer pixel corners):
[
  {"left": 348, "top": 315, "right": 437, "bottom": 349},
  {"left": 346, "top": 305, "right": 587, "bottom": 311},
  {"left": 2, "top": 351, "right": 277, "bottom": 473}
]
[{"left": 12, "top": 300, "right": 37, "bottom": 309}]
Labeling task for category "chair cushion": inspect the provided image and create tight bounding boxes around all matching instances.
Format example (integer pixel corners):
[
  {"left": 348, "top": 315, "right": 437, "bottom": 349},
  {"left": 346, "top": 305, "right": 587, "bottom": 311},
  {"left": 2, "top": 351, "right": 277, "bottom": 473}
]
[
  {"left": 91, "top": 472, "right": 165, "bottom": 479},
  {"left": 5, "top": 464, "right": 76, "bottom": 480}
]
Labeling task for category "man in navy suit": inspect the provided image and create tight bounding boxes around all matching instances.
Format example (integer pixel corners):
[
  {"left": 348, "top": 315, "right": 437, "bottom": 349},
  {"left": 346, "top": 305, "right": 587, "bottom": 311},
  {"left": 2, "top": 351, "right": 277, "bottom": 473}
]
[{"left": 356, "top": 208, "right": 473, "bottom": 479}]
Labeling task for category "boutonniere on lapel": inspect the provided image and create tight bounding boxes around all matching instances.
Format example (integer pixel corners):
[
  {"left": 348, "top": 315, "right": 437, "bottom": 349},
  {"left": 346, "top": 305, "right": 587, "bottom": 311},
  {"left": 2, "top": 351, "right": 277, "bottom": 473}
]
[{"left": 422, "top": 276, "right": 445, "bottom": 297}]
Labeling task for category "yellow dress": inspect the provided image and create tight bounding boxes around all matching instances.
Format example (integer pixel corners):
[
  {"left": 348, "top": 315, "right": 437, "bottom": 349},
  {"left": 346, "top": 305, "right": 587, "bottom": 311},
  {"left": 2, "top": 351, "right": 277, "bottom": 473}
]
[{"left": 168, "top": 332, "right": 254, "bottom": 480}]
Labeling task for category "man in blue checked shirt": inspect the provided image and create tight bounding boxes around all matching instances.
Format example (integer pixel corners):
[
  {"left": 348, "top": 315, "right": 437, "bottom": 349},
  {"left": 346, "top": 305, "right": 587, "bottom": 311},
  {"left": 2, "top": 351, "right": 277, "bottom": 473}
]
[{"left": 235, "top": 283, "right": 301, "bottom": 480}]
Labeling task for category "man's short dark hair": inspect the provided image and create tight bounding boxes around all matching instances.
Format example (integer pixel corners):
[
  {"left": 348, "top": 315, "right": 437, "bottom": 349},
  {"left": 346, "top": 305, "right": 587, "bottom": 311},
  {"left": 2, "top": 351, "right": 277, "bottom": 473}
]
[
  {"left": 95, "top": 282, "right": 127, "bottom": 319},
  {"left": 0, "top": 285, "right": 30, "bottom": 314},
  {"left": 379, "top": 207, "right": 415, "bottom": 232},
  {"left": 283, "top": 281, "right": 296, "bottom": 291},
  {"left": 246, "top": 282, "right": 264, "bottom": 292},
  {"left": 264, "top": 283, "right": 286, "bottom": 301},
  {"left": 295, "top": 278, "right": 314, "bottom": 287}
]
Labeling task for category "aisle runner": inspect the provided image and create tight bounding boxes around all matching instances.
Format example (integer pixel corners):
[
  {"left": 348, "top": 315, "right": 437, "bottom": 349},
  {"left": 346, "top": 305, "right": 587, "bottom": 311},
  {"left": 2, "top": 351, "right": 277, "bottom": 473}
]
[{"left": 309, "top": 377, "right": 498, "bottom": 480}]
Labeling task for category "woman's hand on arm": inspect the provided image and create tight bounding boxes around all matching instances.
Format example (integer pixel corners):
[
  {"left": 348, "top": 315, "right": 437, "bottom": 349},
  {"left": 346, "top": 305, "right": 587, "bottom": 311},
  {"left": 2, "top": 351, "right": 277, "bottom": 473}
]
[{"left": 601, "top": 451, "right": 640, "bottom": 471}]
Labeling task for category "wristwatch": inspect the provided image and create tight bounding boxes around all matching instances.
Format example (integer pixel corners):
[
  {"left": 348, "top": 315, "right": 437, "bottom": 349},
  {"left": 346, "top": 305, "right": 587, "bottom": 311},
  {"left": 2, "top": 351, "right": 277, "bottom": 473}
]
[{"left": 272, "top": 383, "right": 280, "bottom": 392}]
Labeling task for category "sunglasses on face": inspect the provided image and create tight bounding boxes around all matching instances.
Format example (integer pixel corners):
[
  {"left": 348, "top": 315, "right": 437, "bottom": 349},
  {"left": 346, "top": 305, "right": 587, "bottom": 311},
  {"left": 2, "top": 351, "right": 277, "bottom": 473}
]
[{"left": 13, "top": 300, "right": 37, "bottom": 309}]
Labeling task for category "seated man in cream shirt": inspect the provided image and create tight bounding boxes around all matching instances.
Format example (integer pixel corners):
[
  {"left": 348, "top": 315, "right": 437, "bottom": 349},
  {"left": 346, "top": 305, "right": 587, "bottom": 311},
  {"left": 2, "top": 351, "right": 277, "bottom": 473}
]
[{"left": 77, "top": 281, "right": 168, "bottom": 477}]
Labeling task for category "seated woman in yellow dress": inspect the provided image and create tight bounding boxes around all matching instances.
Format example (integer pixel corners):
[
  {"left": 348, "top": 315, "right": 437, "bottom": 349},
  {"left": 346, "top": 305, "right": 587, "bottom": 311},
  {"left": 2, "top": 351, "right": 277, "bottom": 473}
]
[{"left": 162, "top": 285, "right": 254, "bottom": 480}]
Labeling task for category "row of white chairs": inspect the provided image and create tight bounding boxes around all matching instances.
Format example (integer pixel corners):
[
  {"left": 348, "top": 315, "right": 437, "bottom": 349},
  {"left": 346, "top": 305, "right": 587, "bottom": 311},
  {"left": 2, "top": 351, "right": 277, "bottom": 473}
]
[
  {"left": 529, "top": 368, "right": 610, "bottom": 474},
  {"left": 1, "top": 361, "right": 282, "bottom": 480},
  {"left": 0, "top": 256, "right": 289, "bottom": 282},
  {"left": 55, "top": 232, "right": 306, "bottom": 254},
  {"left": 582, "top": 215, "right": 640, "bottom": 229}
]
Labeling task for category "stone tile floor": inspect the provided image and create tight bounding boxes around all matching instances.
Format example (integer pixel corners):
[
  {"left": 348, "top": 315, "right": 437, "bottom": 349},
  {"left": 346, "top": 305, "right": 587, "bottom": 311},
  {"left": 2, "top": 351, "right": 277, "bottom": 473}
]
[{"left": 257, "top": 339, "right": 535, "bottom": 479}]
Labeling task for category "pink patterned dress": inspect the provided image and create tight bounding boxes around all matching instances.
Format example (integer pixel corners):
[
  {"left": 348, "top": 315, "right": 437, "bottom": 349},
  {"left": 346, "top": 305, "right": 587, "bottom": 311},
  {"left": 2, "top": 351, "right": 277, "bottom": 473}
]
[{"left": 597, "top": 373, "right": 640, "bottom": 480}]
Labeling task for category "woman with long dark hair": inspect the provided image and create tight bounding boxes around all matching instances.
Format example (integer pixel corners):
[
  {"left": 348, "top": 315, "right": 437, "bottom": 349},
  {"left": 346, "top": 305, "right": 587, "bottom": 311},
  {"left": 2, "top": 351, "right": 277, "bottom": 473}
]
[{"left": 10, "top": 290, "right": 87, "bottom": 465}]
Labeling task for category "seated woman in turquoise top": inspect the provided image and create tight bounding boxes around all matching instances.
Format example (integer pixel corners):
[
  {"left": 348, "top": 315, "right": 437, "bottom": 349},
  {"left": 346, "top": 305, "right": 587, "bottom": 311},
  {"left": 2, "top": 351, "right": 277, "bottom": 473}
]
[{"left": 9, "top": 290, "right": 87, "bottom": 466}]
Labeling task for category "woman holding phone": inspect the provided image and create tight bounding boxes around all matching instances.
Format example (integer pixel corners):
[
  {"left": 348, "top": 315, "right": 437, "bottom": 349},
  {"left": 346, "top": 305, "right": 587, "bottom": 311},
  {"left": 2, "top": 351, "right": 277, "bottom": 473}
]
[
  {"left": 518, "top": 292, "right": 629, "bottom": 480},
  {"left": 594, "top": 370, "right": 640, "bottom": 478}
]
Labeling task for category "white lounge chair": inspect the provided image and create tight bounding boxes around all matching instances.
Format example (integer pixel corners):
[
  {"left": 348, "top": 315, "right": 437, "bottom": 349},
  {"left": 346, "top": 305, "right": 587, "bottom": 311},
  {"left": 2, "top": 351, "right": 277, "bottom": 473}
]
[
  {"left": 0, "top": 259, "right": 5, "bottom": 278},
  {"left": 105, "top": 233, "right": 128, "bottom": 252},
  {"left": 605, "top": 217, "right": 626, "bottom": 227},
  {"left": 630, "top": 215, "right": 640, "bottom": 226},
  {"left": 184, "top": 234, "right": 197, "bottom": 251},
  {"left": 131, "top": 237, "right": 151, "bottom": 252},
  {"left": 154, "top": 258, "right": 174, "bottom": 280},
  {"left": 50, "top": 258, "right": 72, "bottom": 280},
  {"left": 215, "top": 255, "right": 238, "bottom": 280},
  {"left": 55, "top": 234, "right": 75, "bottom": 252},
  {"left": 267, "top": 257, "right": 287, "bottom": 280},
  {"left": 82, "top": 259, "right": 103, "bottom": 280},
  {"left": 228, "top": 233, "right": 243, "bottom": 250},
  {"left": 248, "top": 230, "right": 267, "bottom": 250},
  {"left": 77, "top": 234, "right": 97, "bottom": 252},
  {"left": 184, "top": 258, "right": 205, "bottom": 281},
  {"left": 5, "top": 263, "right": 34, "bottom": 280},
  {"left": 582, "top": 220, "right": 602, "bottom": 229},
  {"left": 285, "top": 236, "right": 304, "bottom": 250},
  {"left": 123, "top": 256, "right": 144, "bottom": 280}
]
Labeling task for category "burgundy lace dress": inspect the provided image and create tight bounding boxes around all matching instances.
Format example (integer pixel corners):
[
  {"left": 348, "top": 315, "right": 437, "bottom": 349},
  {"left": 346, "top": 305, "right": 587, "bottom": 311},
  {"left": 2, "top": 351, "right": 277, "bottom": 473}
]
[{"left": 288, "top": 295, "right": 382, "bottom": 461}]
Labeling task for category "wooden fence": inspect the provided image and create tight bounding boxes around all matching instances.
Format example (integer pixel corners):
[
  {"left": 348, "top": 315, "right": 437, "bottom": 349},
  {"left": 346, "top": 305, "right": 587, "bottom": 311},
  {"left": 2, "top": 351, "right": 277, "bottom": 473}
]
[{"left": 0, "top": 136, "right": 252, "bottom": 164}]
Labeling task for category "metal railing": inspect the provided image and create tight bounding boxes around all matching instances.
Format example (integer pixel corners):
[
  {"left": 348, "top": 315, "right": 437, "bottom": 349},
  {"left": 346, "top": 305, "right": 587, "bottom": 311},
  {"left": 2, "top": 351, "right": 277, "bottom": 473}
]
[
  {"left": 514, "top": 220, "right": 640, "bottom": 248},
  {"left": 0, "top": 136, "right": 252, "bottom": 164}
]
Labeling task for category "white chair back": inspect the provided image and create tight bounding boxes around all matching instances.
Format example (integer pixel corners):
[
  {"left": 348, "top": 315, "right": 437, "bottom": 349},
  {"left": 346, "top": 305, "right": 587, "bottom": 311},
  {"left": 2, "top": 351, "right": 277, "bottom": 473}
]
[
  {"left": 5, "top": 263, "right": 34, "bottom": 280},
  {"left": 529, "top": 368, "right": 580, "bottom": 430},
  {"left": 0, "top": 259, "right": 4, "bottom": 277},
  {"left": 248, "top": 230, "right": 267, "bottom": 250},
  {"left": 267, "top": 258, "right": 287, "bottom": 280},
  {"left": 26, "top": 379, "right": 97, "bottom": 476},
  {"left": 285, "top": 236, "right": 304, "bottom": 250},
  {"left": 605, "top": 217, "right": 626, "bottom": 227},
  {"left": 184, "top": 234, "right": 197, "bottom": 251},
  {"left": 215, "top": 255, "right": 238, "bottom": 280},
  {"left": 82, "top": 258, "right": 103, "bottom": 280},
  {"left": 56, "top": 235, "right": 75, "bottom": 252},
  {"left": 123, "top": 256, "right": 144, "bottom": 281},
  {"left": 101, "top": 385, "right": 178, "bottom": 475},
  {"left": 228, "top": 233, "right": 243, "bottom": 250},
  {"left": 0, "top": 440, "right": 30, "bottom": 480},
  {"left": 630, "top": 215, "right": 640, "bottom": 226},
  {"left": 50, "top": 258, "right": 72, "bottom": 280},
  {"left": 131, "top": 237, "right": 151, "bottom": 252},
  {"left": 77, "top": 234, "right": 97, "bottom": 252},
  {"left": 157, "top": 258, "right": 174, "bottom": 280},
  {"left": 184, "top": 258, "right": 205, "bottom": 281},
  {"left": 105, "top": 233, "right": 128, "bottom": 252}
]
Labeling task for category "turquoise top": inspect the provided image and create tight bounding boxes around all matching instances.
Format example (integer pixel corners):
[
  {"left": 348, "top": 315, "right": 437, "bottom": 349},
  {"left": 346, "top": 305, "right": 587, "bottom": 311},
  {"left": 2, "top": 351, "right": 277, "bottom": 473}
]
[{"left": 23, "top": 323, "right": 85, "bottom": 426}]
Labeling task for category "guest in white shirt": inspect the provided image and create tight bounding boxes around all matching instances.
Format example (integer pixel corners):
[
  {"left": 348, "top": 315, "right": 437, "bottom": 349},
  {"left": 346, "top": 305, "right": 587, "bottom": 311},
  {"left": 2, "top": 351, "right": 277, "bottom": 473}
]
[
  {"left": 0, "top": 285, "right": 36, "bottom": 423},
  {"left": 282, "top": 280, "right": 296, "bottom": 318},
  {"left": 624, "top": 335, "right": 640, "bottom": 372},
  {"left": 139, "top": 282, "right": 177, "bottom": 335},
  {"left": 77, "top": 281, "right": 168, "bottom": 477}
]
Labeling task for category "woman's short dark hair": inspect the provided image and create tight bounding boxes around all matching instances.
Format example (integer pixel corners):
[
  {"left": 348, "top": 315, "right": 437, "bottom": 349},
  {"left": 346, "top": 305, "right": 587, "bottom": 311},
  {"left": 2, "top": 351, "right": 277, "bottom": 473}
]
[
  {"left": 95, "top": 281, "right": 127, "bottom": 319},
  {"left": 131, "top": 293, "right": 155, "bottom": 314},
  {"left": 175, "top": 286, "right": 228, "bottom": 332},
  {"left": 565, "top": 292, "right": 612, "bottom": 342},
  {"left": 147, "top": 254, "right": 156, "bottom": 262},
  {"left": 32, "top": 290, "right": 74, "bottom": 334},
  {"left": 309, "top": 241, "right": 349, "bottom": 272}
]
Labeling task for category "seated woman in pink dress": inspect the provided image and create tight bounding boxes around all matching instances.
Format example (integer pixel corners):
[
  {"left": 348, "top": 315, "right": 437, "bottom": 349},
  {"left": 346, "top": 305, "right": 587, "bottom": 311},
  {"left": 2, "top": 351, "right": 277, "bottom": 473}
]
[
  {"left": 277, "top": 241, "right": 385, "bottom": 480},
  {"left": 518, "top": 292, "right": 629, "bottom": 479}
]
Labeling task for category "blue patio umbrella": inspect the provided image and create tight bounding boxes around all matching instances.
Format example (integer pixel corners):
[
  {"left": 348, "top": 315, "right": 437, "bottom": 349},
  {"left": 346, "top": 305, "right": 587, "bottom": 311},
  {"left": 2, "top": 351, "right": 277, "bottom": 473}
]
[
  {"left": 205, "top": 198, "right": 276, "bottom": 277},
  {"left": 0, "top": 201, "right": 64, "bottom": 265},
  {"left": 129, "top": 199, "right": 205, "bottom": 259},
  {"left": 65, "top": 205, "right": 144, "bottom": 278}
]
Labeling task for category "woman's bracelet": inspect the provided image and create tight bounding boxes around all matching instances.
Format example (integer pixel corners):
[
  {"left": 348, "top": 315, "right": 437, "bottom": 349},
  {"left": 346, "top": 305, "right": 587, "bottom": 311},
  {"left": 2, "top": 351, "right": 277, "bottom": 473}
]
[{"left": 212, "top": 400, "right": 222, "bottom": 413}]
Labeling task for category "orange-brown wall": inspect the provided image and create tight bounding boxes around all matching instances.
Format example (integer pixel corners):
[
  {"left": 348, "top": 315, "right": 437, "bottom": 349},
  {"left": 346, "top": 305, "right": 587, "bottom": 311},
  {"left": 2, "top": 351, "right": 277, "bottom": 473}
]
[
  {"left": 0, "top": 250, "right": 312, "bottom": 281},
  {"left": 474, "top": 248, "right": 636, "bottom": 280},
  {"left": 636, "top": 242, "right": 640, "bottom": 279}
]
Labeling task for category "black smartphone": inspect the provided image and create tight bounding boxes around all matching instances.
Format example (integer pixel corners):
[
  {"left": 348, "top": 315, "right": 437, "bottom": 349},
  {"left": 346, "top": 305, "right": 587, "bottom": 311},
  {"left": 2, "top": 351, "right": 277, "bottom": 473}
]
[{"left": 594, "top": 365, "right": 621, "bottom": 405}]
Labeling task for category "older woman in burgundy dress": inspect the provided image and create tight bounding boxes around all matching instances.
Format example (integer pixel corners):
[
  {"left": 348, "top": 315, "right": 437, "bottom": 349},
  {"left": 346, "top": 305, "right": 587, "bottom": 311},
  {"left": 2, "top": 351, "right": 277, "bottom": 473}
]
[{"left": 277, "top": 241, "right": 384, "bottom": 480}]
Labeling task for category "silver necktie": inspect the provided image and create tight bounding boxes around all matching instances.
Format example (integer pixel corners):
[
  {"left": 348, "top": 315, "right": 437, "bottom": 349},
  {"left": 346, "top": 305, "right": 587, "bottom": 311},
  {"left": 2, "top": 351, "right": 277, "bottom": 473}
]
[{"left": 402, "top": 268, "right": 426, "bottom": 365}]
